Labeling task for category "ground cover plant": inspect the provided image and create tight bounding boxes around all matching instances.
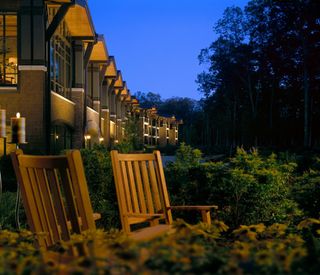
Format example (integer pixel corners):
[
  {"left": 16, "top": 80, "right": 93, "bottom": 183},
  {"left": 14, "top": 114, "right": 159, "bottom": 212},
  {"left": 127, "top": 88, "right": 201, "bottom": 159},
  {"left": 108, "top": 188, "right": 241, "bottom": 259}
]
[{"left": 0, "top": 218, "right": 320, "bottom": 274}]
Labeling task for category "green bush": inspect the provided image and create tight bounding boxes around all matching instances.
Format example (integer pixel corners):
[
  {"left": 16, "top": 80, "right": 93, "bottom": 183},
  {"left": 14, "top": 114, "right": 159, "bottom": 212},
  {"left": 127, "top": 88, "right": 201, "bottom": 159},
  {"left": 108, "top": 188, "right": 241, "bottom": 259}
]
[
  {"left": 80, "top": 144, "right": 120, "bottom": 229},
  {"left": 175, "top": 142, "right": 202, "bottom": 167},
  {"left": 292, "top": 169, "right": 320, "bottom": 218},
  {"left": 0, "top": 192, "right": 18, "bottom": 230},
  {"left": 0, "top": 219, "right": 319, "bottom": 274},
  {"left": 166, "top": 148, "right": 302, "bottom": 228}
]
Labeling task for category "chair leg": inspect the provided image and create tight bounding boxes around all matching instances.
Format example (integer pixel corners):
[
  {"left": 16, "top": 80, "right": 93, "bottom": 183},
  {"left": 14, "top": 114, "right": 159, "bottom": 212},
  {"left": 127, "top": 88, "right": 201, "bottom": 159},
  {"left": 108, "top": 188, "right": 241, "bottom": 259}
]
[{"left": 201, "top": 210, "right": 211, "bottom": 225}]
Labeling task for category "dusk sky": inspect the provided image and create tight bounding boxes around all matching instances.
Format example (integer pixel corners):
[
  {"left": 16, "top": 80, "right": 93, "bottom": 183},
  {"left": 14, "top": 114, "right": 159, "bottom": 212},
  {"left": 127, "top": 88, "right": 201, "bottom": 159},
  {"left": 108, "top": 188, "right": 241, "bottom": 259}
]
[{"left": 89, "top": 0, "right": 249, "bottom": 100}]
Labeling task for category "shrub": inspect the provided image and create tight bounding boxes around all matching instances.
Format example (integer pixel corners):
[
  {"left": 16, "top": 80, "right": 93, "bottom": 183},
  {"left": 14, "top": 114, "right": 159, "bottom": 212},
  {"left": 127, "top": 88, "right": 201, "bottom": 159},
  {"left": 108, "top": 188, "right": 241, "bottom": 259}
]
[
  {"left": 80, "top": 144, "right": 120, "bottom": 229},
  {"left": 175, "top": 142, "right": 202, "bottom": 167},
  {"left": 0, "top": 192, "right": 18, "bottom": 230},
  {"left": 292, "top": 169, "right": 320, "bottom": 218},
  {"left": 0, "top": 219, "right": 319, "bottom": 274},
  {"left": 166, "top": 148, "right": 302, "bottom": 228}
]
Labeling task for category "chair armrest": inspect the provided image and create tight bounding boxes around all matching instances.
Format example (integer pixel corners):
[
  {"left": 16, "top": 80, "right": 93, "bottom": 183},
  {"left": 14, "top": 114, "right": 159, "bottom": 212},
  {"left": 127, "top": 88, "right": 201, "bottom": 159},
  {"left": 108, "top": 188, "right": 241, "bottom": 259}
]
[
  {"left": 93, "top": 212, "right": 101, "bottom": 221},
  {"left": 67, "top": 212, "right": 101, "bottom": 229},
  {"left": 169, "top": 205, "right": 218, "bottom": 225},
  {"left": 170, "top": 205, "right": 218, "bottom": 211}
]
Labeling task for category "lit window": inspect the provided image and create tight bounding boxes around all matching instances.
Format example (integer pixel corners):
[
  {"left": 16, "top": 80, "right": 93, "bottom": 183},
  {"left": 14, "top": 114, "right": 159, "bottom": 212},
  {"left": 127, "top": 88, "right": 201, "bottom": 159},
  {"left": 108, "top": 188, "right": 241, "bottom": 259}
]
[{"left": 0, "top": 14, "right": 17, "bottom": 86}]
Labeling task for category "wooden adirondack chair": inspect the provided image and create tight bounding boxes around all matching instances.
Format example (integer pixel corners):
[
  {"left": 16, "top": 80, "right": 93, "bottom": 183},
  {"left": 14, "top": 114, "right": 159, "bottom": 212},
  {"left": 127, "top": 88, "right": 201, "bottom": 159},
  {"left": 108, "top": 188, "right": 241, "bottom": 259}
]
[
  {"left": 11, "top": 149, "right": 99, "bottom": 258},
  {"left": 111, "top": 150, "right": 218, "bottom": 241}
]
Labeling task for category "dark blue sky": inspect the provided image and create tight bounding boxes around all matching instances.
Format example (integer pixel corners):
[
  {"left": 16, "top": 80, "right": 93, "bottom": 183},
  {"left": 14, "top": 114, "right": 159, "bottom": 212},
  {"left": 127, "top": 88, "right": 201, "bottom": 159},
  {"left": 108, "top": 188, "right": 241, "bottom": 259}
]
[{"left": 89, "top": 0, "right": 248, "bottom": 100}]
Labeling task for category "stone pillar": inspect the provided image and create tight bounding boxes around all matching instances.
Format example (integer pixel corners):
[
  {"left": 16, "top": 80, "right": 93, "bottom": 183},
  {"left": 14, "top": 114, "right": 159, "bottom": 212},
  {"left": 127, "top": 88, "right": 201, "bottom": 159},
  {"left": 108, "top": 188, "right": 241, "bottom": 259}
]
[
  {"left": 116, "top": 118, "right": 122, "bottom": 142},
  {"left": 101, "top": 108, "right": 110, "bottom": 147},
  {"left": 71, "top": 88, "right": 85, "bottom": 148},
  {"left": 88, "top": 63, "right": 101, "bottom": 112},
  {"left": 71, "top": 40, "right": 86, "bottom": 149},
  {"left": 73, "top": 41, "right": 85, "bottom": 89},
  {"left": 159, "top": 121, "right": 167, "bottom": 147}
]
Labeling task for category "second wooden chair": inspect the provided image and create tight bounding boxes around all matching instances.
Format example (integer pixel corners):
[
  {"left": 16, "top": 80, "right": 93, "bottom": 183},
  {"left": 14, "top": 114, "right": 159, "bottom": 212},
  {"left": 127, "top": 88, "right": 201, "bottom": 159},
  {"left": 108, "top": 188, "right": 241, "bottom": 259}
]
[{"left": 111, "top": 150, "right": 218, "bottom": 241}]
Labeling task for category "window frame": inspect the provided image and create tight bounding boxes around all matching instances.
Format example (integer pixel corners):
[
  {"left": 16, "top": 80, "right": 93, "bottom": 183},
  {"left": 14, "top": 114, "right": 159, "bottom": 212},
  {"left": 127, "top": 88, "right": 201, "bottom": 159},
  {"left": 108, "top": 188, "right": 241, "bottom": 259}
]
[{"left": 0, "top": 13, "right": 18, "bottom": 87}]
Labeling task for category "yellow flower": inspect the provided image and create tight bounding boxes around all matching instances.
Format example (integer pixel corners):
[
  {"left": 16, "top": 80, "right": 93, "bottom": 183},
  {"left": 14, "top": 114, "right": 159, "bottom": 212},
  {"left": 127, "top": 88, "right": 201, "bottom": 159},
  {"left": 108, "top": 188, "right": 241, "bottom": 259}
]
[
  {"left": 234, "top": 241, "right": 251, "bottom": 250},
  {"left": 233, "top": 225, "right": 259, "bottom": 241},
  {"left": 274, "top": 242, "right": 286, "bottom": 252},
  {"left": 297, "top": 218, "right": 320, "bottom": 230},
  {"left": 246, "top": 231, "right": 258, "bottom": 241},
  {"left": 213, "top": 220, "right": 229, "bottom": 232},
  {"left": 284, "top": 248, "right": 307, "bottom": 272},
  {"left": 255, "top": 250, "right": 273, "bottom": 266},
  {"left": 233, "top": 225, "right": 250, "bottom": 236},
  {"left": 266, "top": 223, "right": 288, "bottom": 237},
  {"left": 249, "top": 223, "right": 266, "bottom": 234},
  {"left": 284, "top": 234, "right": 304, "bottom": 247},
  {"left": 17, "top": 242, "right": 36, "bottom": 252},
  {"left": 231, "top": 248, "right": 250, "bottom": 261},
  {"left": 223, "top": 261, "right": 243, "bottom": 275}
]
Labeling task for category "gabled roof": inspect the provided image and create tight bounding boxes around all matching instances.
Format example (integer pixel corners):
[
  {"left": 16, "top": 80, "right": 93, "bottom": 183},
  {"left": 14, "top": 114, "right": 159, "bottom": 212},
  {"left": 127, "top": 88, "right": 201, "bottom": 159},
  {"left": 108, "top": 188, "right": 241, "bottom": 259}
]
[
  {"left": 47, "top": 0, "right": 96, "bottom": 39},
  {"left": 90, "top": 35, "right": 109, "bottom": 62},
  {"left": 105, "top": 56, "right": 117, "bottom": 78},
  {"left": 114, "top": 71, "right": 124, "bottom": 88},
  {"left": 64, "top": 1, "right": 96, "bottom": 38}
]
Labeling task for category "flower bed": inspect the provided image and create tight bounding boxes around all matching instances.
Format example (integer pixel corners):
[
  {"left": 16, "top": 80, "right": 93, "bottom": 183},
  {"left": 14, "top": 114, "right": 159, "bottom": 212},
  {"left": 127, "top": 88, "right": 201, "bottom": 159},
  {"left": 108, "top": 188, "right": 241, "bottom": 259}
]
[{"left": 0, "top": 219, "right": 319, "bottom": 274}]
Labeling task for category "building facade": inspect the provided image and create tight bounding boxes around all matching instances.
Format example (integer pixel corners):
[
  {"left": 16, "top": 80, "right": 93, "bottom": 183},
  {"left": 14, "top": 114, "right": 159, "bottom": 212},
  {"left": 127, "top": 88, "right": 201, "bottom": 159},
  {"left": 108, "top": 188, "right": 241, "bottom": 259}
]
[{"left": 0, "top": 0, "right": 180, "bottom": 155}]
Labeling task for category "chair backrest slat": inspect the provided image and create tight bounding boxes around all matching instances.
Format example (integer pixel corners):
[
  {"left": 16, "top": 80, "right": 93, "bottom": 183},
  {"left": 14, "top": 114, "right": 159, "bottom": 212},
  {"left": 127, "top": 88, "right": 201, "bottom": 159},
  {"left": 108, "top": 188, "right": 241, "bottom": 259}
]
[
  {"left": 23, "top": 166, "right": 56, "bottom": 247},
  {"left": 66, "top": 150, "right": 96, "bottom": 231},
  {"left": 148, "top": 160, "right": 162, "bottom": 212},
  {"left": 45, "top": 168, "right": 70, "bottom": 241},
  {"left": 111, "top": 150, "right": 173, "bottom": 233},
  {"left": 133, "top": 161, "right": 147, "bottom": 213},
  {"left": 153, "top": 151, "right": 173, "bottom": 223},
  {"left": 140, "top": 160, "right": 154, "bottom": 214},
  {"left": 34, "top": 168, "right": 61, "bottom": 243},
  {"left": 120, "top": 160, "right": 133, "bottom": 213},
  {"left": 127, "top": 161, "right": 140, "bottom": 213}
]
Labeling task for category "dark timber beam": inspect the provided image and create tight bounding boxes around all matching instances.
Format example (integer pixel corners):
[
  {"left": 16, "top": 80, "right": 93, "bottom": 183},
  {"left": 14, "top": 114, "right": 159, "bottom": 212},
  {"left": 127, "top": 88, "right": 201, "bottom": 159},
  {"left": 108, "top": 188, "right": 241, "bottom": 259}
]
[
  {"left": 83, "top": 41, "right": 95, "bottom": 69},
  {"left": 100, "top": 64, "right": 108, "bottom": 82},
  {"left": 46, "top": 3, "right": 72, "bottom": 41},
  {"left": 72, "top": 36, "right": 96, "bottom": 41}
]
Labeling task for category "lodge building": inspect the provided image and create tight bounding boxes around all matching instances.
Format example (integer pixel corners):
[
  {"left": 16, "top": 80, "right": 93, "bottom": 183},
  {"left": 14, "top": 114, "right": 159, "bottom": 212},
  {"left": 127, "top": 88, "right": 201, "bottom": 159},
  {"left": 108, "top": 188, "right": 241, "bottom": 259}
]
[{"left": 0, "top": 0, "right": 180, "bottom": 155}]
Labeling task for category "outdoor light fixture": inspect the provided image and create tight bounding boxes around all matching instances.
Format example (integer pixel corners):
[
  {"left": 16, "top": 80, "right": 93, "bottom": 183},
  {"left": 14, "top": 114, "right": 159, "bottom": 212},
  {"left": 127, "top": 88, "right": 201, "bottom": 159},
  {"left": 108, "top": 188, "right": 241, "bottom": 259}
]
[
  {"left": 99, "top": 137, "right": 104, "bottom": 143},
  {"left": 84, "top": 133, "right": 91, "bottom": 149},
  {"left": 11, "top": 112, "right": 26, "bottom": 144}
]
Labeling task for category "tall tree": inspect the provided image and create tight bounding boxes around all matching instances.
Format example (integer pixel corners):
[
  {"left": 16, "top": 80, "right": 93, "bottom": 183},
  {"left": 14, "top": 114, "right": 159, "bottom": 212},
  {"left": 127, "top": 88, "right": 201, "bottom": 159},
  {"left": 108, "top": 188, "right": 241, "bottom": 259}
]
[{"left": 197, "top": 0, "right": 320, "bottom": 149}]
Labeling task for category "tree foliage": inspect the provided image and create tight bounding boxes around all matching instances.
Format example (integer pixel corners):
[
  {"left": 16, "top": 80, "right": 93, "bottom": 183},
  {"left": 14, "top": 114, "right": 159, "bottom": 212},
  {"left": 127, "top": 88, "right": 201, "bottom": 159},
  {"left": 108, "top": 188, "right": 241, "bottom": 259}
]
[{"left": 197, "top": 0, "right": 320, "bottom": 149}]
